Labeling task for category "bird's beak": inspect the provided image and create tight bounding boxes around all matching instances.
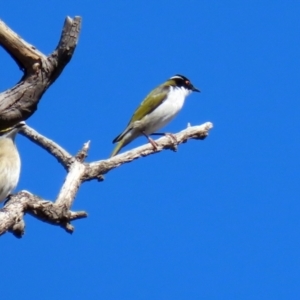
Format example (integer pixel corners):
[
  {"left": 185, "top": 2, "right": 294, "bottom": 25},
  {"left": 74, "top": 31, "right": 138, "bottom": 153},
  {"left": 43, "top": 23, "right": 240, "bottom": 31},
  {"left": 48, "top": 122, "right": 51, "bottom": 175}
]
[{"left": 192, "top": 86, "right": 201, "bottom": 92}]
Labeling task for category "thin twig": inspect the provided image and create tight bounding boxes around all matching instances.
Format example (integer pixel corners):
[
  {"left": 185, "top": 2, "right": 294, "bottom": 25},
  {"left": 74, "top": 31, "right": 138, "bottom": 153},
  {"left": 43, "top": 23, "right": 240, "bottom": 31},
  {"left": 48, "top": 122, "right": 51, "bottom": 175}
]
[{"left": 20, "top": 124, "right": 73, "bottom": 170}]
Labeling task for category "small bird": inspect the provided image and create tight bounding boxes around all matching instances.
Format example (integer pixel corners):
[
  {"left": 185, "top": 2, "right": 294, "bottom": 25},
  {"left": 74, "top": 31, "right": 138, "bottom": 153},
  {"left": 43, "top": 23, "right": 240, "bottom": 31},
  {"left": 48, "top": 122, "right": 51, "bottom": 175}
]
[
  {"left": 0, "top": 122, "right": 25, "bottom": 203},
  {"left": 111, "top": 74, "right": 200, "bottom": 157}
]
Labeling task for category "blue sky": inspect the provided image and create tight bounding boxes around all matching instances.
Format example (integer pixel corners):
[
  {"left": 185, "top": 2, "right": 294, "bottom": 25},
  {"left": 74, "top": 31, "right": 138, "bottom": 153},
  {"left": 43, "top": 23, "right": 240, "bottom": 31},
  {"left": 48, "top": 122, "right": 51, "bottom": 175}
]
[{"left": 1, "top": 1, "right": 300, "bottom": 299}]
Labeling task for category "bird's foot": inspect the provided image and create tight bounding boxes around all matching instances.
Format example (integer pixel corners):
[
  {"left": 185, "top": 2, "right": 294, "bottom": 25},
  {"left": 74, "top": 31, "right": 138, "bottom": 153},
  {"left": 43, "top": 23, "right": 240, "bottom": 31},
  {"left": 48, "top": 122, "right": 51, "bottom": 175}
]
[
  {"left": 164, "top": 133, "right": 177, "bottom": 143},
  {"left": 142, "top": 131, "right": 159, "bottom": 151},
  {"left": 164, "top": 133, "right": 178, "bottom": 152},
  {"left": 148, "top": 137, "right": 159, "bottom": 151},
  {"left": 150, "top": 132, "right": 178, "bottom": 151}
]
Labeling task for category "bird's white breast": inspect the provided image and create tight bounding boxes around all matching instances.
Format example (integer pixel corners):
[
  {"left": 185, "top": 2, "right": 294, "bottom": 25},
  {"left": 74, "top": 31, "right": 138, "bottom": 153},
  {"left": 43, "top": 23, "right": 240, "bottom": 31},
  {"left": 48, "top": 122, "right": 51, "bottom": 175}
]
[
  {"left": 0, "top": 140, "right": 21, "bottom": 202},
  {"left": 144, "top": 86, "right": 191, "bottom": 134}
]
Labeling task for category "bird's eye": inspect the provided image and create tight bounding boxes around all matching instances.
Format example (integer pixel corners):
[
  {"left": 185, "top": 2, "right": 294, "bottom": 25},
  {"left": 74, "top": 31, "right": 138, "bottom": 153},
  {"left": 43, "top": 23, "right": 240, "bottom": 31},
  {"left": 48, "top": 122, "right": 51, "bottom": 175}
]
[{"left": 185, "top": 80, "right": 190, "bottom": 85}]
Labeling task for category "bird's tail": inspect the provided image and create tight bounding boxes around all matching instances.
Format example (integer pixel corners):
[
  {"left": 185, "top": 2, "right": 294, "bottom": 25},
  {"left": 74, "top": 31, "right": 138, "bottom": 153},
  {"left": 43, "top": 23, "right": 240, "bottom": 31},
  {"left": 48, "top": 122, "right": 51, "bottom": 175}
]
[{"left": 110, "top": 140, "right": 124, "bottom": 157}]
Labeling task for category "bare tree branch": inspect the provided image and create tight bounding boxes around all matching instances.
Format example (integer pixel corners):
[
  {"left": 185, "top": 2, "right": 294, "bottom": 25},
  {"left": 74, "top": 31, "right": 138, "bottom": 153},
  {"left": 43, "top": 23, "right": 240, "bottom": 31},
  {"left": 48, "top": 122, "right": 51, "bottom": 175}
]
[
  {"left": 20, "top": 125, "right": 73, "bottom": 170},
  {"left": 0, "top": 16, "right": 81, "bottom": 130},
  {"left": 0, "top": 191, "right": 87, "bottom": 238},
  {"left": 0, "top": 20, "right": 45, "bottom": 70},
  {"left": 84, "top": 122, "right": 213, "bottom": 181},
  {"left": 0, "top": 122, "right": 213, "bottom": 237}
]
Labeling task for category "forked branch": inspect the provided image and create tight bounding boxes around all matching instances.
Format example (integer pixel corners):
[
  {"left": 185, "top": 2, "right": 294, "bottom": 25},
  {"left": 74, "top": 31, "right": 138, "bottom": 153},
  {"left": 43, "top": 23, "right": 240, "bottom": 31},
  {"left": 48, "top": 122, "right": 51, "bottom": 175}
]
[
  {"left": 0, "top": 122, "right": 213, "bottom": 237},
  {"left": 0, "top": 16, "right": 81, "bottom": 130}
]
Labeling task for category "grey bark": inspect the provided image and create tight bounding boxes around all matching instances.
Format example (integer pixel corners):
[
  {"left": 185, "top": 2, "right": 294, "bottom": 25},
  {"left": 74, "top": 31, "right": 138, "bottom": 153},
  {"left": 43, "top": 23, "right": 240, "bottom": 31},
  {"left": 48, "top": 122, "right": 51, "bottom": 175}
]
[{"left": 0, "top": 17, "right": 81, "bottom": 129}]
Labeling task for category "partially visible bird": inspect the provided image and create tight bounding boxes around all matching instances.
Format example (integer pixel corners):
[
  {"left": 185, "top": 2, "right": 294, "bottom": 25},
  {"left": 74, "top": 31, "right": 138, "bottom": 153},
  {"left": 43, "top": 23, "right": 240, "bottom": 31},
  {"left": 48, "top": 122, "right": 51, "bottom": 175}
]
[
  {"left": 111, "top": 74, "right": 200, "bottom": 157},
  {"left": 0, "top": 122, "right": 25, "bottom": 203}
]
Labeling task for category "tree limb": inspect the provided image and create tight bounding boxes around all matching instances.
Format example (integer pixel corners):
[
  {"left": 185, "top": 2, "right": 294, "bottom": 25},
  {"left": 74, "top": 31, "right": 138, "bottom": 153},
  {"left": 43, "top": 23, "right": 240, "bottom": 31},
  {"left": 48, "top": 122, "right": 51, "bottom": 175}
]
[
  {"left": 84, "top": 122, "right": 213, "bottom": 180},
  {"left": 0, "top": 122, "right": 213, "bottom": 237},
  {"left": 0, "top": 16, "right": 81, "bottom": 130},
  {"left": 19, "top": 125, "right": 73, "bottom": 171},
  {"left": 0, "top": 191, "right": 87, "bottom": 238}
]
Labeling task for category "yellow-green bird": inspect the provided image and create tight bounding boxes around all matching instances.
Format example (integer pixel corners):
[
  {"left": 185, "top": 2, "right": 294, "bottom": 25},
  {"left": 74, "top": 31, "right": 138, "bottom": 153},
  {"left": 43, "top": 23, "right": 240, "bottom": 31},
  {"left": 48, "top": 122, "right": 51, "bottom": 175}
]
[{"left": 111, "top": 74, "right": 200, "bottom": 157}]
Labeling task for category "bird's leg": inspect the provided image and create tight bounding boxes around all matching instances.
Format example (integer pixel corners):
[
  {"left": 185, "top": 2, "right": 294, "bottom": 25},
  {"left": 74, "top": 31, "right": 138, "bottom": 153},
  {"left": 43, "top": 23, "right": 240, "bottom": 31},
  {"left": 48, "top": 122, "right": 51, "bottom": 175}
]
[
  {"left": 151, "top": 132, "right": 178, "bottom": 151},
  {"left": 142, "top": 131, "right": 158, "bottom": 150}
]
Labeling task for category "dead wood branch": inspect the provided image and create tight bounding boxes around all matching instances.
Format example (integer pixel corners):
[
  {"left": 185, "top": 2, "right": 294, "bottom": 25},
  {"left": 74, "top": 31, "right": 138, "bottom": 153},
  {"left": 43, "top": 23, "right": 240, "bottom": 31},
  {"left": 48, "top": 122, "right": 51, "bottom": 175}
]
[
  {"left": 20, "top": 125, "right": 73, "bottom": 171},
  {"left": 0, "top": 16, "right": 81, "bottom": 130},
  {"left": 0, "top": 122, "right": 213, "bottom": 237}
]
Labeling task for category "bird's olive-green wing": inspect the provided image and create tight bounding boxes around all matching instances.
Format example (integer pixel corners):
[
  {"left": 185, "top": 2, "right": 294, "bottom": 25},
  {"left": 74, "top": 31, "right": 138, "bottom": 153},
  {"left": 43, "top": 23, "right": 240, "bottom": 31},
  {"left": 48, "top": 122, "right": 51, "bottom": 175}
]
[
  {"left": 128, "top": 84, "right": 169, "bottom": 124},
  {"left": 112, "top": 84, "right": 169, "bottom": 144}
]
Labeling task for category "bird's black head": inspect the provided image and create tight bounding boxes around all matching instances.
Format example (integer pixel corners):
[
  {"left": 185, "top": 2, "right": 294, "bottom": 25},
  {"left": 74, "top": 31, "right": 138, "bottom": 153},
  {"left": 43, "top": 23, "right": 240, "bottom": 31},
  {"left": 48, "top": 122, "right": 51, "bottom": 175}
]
[{"left": 170, "top": 74, "right": 200, "bottom": 92}]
